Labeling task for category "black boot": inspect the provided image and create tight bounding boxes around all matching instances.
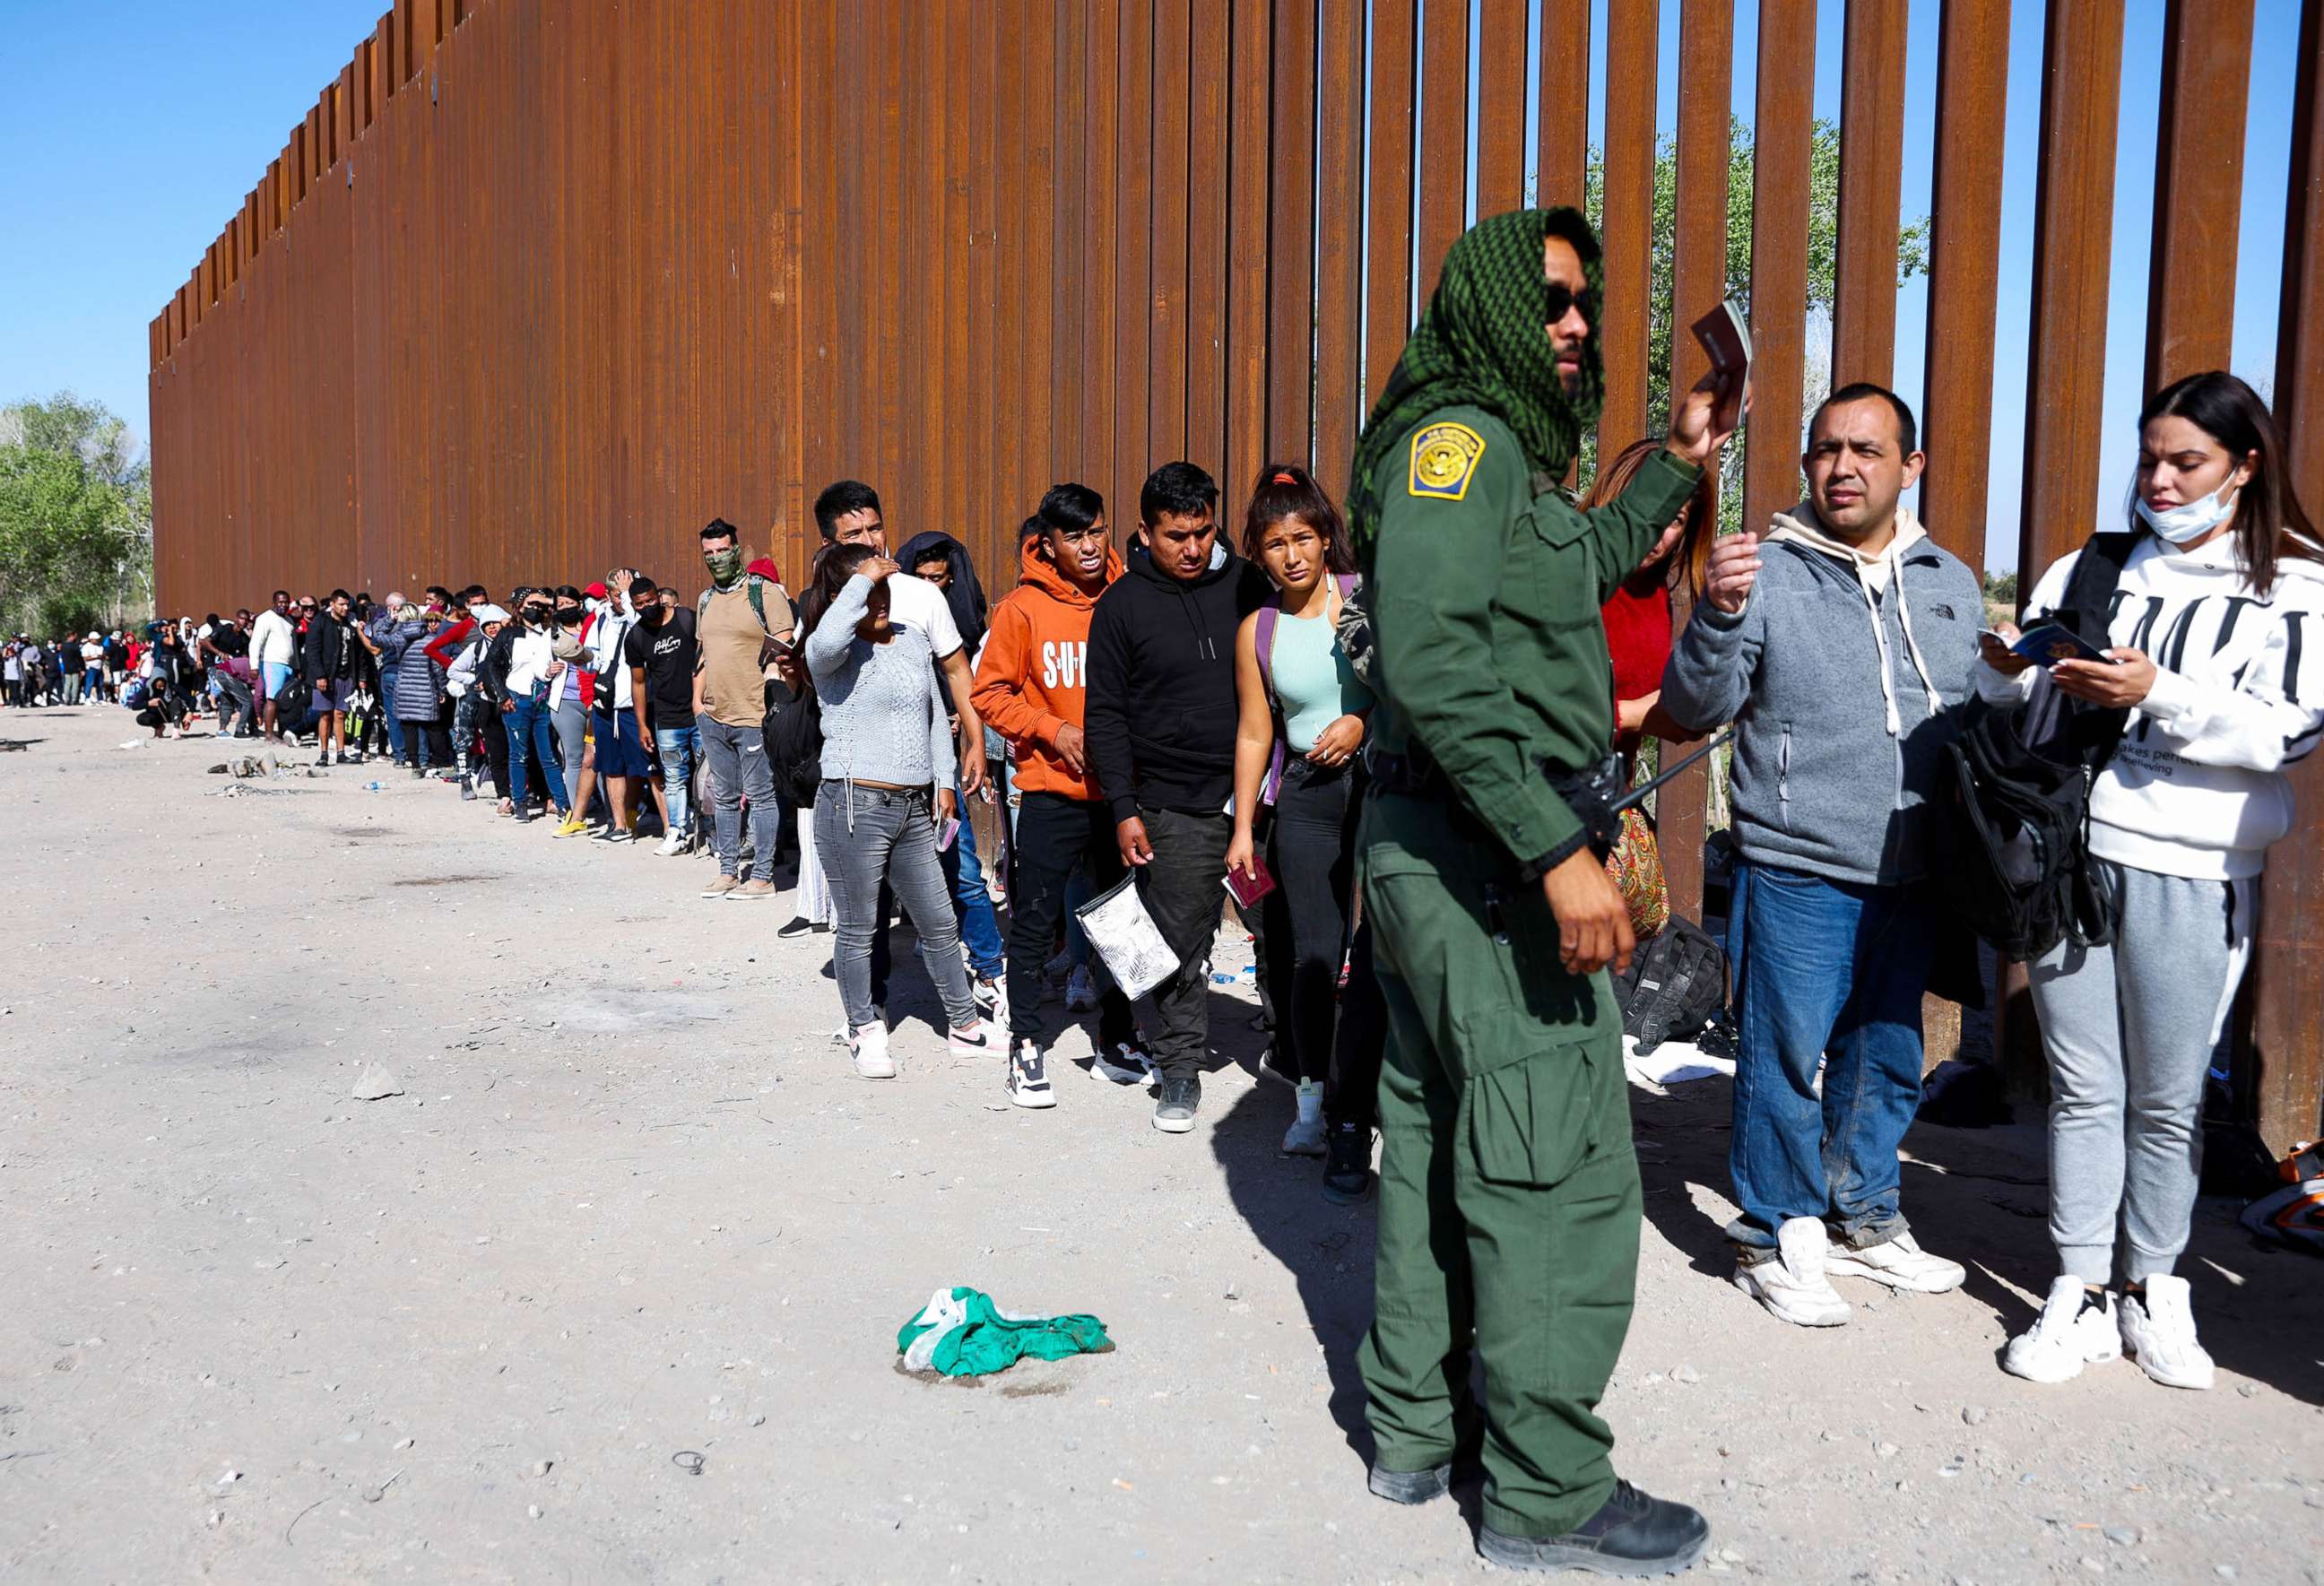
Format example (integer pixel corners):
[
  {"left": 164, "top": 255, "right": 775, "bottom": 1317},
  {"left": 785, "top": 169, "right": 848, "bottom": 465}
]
[{"left": 1479, "top": 1480, "right": 1710, "bottom": 1577}]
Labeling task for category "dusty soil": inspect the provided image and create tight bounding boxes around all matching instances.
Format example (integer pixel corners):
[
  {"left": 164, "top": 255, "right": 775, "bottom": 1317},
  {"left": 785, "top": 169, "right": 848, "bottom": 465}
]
[{"left": 2, "top": 705, "right": 2319, "bottom": 1584}]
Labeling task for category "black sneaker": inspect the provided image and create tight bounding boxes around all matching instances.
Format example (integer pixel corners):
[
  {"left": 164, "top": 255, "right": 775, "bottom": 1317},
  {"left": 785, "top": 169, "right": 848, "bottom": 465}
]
[
  {"left": 1478, "top": 1481, "right": 1710, "bottom": 1576},
  {"left": 1151, "top": 1076, "right": 1200, "bottom": 1134},
  {"left": 1322, "top": 1122, "right": 1374, "bottom": 1203},
  {"left": 776, "top": 915, "right": 814, "bottom": 939}
]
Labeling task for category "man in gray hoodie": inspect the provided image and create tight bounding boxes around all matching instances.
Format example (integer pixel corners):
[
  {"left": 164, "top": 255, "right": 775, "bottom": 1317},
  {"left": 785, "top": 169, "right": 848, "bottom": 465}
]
[{"left": 1662, "top": 383, "right": 1980, "bottom": 1328}]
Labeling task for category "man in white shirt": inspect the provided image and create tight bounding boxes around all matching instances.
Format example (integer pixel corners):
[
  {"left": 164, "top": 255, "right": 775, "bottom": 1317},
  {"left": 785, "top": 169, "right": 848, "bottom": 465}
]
[{"left": 247, "top": 590, "right": 299, "bottom": 742}]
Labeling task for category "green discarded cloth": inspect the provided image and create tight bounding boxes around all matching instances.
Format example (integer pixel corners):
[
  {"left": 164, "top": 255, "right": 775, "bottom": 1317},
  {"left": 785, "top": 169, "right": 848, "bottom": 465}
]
[{"left": 895, "top": 1287, "right": 1111, "bottom": 1377}]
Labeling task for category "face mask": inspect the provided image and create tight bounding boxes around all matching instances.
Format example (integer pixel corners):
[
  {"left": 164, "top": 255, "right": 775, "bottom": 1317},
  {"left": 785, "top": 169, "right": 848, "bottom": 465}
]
[
  {"left": 556, "top": 607, "right": 583, "bottom": 626},
  {"left": 704, "top": 547, "right": 744, "bottom": 584},
  {"left": 2136, "top": 475, "right": 2241, "bottom": 544}
]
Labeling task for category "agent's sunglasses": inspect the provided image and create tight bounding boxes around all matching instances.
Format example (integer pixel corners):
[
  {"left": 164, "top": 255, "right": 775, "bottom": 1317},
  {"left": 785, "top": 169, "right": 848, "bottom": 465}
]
[{"left": 1544, "top": 282, "right": 1600, "bottom": 326}]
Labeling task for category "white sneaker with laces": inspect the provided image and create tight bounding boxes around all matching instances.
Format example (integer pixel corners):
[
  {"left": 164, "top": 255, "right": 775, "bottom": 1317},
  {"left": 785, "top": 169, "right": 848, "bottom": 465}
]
[
  {"left": 1064, "top": 966, "right": 1098, "bottom": 1013},
  {"left": 1824, "top": 1230, "right": 1965, "bottom": 1294},
  {"left": 2119, "top": 1275, "right": 2214, "bottom": 1391},
  {"left": 656, "top": 830, "right": 688, "bottom": 857},
  {"left": 1008, "top": 1039, "right": 1057, "bottom": 1109},
  {"left": 849, "top": 1021, "right": 895, "bottom": 1079},
  {"left": 1732, "top": 1217, "right": 1852, "bottom": 1327},
  {"left": 948, "top": 1021, "right": 1002, "bottom": 1061},
  {"left": 1282, "top": 1080, "right": 1327, "bottom": 1156},
  {"left": 2002, "top": 1276, "right": 2121, "bottom": 1383},
  {"left": 974, "top": 977, "right": 1007, "bottom": 1028}
]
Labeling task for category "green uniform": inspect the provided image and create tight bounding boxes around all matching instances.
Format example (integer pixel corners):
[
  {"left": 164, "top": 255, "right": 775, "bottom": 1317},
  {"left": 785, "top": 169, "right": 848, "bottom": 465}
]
[{"left": 1346, "top": 208, "right": 1703, "bottom": 1542}]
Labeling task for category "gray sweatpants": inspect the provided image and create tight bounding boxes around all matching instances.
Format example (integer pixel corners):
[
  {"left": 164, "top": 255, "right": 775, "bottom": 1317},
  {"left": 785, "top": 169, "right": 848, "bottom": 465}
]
[{"left": 2028, "top": 858, "right": 2253, "bottom": 1285}]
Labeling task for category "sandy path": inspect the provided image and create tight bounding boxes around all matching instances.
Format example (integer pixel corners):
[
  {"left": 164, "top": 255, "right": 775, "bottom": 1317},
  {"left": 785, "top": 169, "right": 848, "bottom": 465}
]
[{"left": 1, "top": 706, "right": 2317, "bottom": 1583}]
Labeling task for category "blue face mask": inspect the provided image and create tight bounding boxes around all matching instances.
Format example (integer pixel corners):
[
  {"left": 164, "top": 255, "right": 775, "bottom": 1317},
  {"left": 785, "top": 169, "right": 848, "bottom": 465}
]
[{"left": 2135, "top": 475, "right": 2242, "bottom": 545}]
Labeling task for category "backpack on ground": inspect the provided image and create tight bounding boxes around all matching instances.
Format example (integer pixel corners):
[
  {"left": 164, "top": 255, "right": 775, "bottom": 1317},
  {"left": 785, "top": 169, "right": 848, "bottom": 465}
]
[
  {"left": 1934, "top": 532, "right": 2136, "bottom": 962},
  {"left": 1612, "top": 914, "right": 1728, "bottom": 1056}
]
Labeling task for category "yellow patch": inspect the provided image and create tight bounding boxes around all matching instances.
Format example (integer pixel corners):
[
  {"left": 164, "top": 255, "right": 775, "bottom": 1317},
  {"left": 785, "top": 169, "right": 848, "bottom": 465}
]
[{"left": 1407, "top": 421, "right": 1487, "bottom": 500}]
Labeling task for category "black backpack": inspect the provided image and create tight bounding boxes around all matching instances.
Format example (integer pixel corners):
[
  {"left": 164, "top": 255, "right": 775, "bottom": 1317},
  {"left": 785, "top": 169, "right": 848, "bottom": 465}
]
[
  {"left": 1935, "top": 533, "right": 2135, "bottom": 961},
  {"left": 1613, "top": 914, "right": 1730, "bottom": 1056},
  {"left": 761, "top": 674, "right": 823, "bottom": 808}
]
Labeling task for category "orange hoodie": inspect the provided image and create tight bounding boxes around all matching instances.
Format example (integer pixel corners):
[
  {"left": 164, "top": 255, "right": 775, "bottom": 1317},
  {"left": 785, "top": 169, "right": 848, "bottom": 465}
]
[{"left": 970, "top": 536, "right": 1125, "bottom": 802}]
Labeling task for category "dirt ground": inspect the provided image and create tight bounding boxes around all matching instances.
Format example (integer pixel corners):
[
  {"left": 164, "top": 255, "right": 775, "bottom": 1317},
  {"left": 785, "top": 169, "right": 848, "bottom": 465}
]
[{"left": 3, "top": 704, "right": 2319, "bottom": 1585}]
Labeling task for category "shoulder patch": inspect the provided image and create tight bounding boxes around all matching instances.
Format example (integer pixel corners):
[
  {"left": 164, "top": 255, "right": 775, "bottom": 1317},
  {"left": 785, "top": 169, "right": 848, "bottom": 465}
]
[{"left": 1407, "top": 421, "right": 1487, "bottom": 501}]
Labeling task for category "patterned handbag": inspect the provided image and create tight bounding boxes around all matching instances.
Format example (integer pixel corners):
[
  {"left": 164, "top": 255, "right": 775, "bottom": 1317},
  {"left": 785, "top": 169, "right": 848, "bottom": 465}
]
[{"left": 1604, "top": 803, "right": 1670, "bottom": 941}]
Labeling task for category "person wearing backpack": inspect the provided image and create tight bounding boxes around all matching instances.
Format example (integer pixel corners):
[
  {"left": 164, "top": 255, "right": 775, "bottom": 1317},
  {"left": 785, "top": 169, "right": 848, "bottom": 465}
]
[
  {"left": 1981, "top": 371, "right": 2324, "bottom": 1391},
  {"left": 1661, "top": 383, "right": 1981, "bottom": 1326},
  {"left": 1224, "top": 464, "right": 1388, "bottom": 1194},
  {"left": 969, "top": 482, "right": 1143, "bottom": 1109},
  {"left": 693, "top": 521, "right": 797, "bottom": 891}
]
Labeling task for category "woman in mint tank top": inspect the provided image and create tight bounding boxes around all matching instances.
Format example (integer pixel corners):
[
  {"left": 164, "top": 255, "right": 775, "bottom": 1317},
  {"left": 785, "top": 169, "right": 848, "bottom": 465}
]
[{"left": 1225, "top": 464, "right": 1389, "bottom": 1201}]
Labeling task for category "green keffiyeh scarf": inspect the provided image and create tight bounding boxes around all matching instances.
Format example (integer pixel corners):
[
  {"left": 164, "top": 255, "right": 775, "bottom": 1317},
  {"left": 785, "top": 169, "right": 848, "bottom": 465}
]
[{"left": 1347, "top": 207, "right": 1608, "bottom": 567}]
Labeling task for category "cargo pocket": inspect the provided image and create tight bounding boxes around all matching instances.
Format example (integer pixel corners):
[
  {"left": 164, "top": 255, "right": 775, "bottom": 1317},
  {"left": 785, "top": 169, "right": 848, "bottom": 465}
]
[{"left": 1461, "top": 1039, "right": 1600, "bottom": 1189}]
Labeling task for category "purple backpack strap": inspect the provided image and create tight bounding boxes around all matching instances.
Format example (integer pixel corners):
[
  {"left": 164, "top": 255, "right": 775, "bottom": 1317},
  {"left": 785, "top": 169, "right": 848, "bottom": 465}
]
[{"left": 1255, "top": 597, "right": 1287, "bottom": 805}]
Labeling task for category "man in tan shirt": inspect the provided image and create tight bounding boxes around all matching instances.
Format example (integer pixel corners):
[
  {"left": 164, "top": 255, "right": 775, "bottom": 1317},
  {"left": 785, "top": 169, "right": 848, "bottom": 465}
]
[{"left": 693, "top": 518, "right": 796, "bottom": 900}]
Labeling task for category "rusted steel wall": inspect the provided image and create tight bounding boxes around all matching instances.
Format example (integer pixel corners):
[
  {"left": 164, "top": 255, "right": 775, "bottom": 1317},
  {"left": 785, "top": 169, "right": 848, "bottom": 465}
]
[{"left": 149, "top": 0, "right": 2324, "bottom": 1146}]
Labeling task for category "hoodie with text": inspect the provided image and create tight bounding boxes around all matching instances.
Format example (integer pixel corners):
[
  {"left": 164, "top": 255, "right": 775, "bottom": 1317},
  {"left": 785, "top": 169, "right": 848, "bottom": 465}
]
[
  {"left": 1975, "top": 530, "right": 2324, "bottom": 880},
  {"left": 971, "top": 534, "right": 1125, "bottom": 802}
]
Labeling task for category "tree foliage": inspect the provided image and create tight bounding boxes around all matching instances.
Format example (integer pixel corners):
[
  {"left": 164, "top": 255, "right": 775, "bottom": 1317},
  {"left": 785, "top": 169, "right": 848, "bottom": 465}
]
[
  {"left": 0, "top": 394, "right": 152, "bottom": 636},
  {"left": 1580, "top": 117, "right": 1933, "bottom": 531}
]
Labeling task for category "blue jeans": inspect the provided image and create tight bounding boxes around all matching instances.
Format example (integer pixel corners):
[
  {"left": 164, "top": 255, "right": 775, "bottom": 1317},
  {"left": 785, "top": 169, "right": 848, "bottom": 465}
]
[
  {"left": 1725, "top": 861, "right": 1935, "bottom": 1254},
  {"left": 507, "top": 695, "right": 570, "bottom": 814},
  {"left": 378, "top": 664, "right": 405, "bottom": 759},
  {"left": 940, "top": 808, "right": 1006, "bottom": 980},
  {"left": 655, "top": 724, "right": 700, "bottom": 835}
]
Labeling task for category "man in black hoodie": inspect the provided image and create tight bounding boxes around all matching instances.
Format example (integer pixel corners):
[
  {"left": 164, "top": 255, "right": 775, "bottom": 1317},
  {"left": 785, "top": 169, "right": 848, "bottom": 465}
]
[{"left": 1086, "top": 461, "right": 1272, "bottom": 1133}]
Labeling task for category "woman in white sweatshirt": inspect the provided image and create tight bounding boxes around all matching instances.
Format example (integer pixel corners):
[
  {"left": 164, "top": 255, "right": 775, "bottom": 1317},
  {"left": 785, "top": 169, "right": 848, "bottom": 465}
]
[{"left": 1978, "top": 371, "right": 2324, "bottom": 1391}]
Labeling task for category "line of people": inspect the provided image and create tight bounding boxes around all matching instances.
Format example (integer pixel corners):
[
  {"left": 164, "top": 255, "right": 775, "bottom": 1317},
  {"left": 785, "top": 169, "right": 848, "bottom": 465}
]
[{"left": 102, "top": 200, "right": 2322, "bottom": 1577}]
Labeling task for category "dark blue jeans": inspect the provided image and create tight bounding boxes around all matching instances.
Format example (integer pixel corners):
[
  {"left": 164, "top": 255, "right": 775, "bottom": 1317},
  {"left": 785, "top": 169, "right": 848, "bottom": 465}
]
[
  {"left": 507, "top": 695, "right": 570, "bottom": 814},
  {"left": 1725, "top": 861, "right": 1934, "bottom": 1255}
]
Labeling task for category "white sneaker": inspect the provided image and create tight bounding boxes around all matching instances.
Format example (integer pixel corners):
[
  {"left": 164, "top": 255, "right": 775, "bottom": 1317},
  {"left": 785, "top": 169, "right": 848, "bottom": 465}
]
[
  {"left": 2119, "top": 1275, "right": 2214, "bottom": 1390},
  {"left": 1064, "top": 966, "right": 1098, "bottom": 1012},
  {"left": 1732, "top": 1217, "right": 1852, "bottom": 1327},
  {"left": 849, "top": 1021, "right": 895, "bottom": 1079},
  {"left": 1282, "top": 1080, "right": 1327, "bottom": 1156},
  {"left": 1825, "top": 1230, "right": 1965, "bottom": 1294},
  {"left": 1090, "top": 1041, "right": 1156, "bottom": 1088},
  {"left": 974, "top": 977, "right": 1007, "bottom": 1028},
  {"left": 655, "top": 830, "right": 688, "bottom": 857},
  {"left": 948, "top": 1021, "right": 1002, "bottom": 1060},
  {"left": 2003, "top": 1276, "right": 2121, "bottom": 1383},
  {"left": 1007, "top": 1039, "right": 1057, "bottom": 1109}
]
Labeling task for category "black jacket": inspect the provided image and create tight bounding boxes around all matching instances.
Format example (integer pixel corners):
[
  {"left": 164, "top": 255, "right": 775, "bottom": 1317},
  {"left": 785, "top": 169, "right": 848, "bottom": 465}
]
[{"left": 1085, "top": 539, "right": 1271, "bottom": 822}]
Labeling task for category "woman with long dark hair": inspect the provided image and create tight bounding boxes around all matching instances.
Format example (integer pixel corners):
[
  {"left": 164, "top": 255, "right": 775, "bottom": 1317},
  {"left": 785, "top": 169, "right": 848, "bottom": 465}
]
[
  {"left": 1590, "top": 438, "right": 1717, "bottom": 774},
  {"left": 1225, "top": 463, "right": 1389, "bottom": 1198},
  {"left": 803, "top": 542, "right": 1001, "bottom": 1079},
  {"left": 1981, "top": 371, "right": 2324, "bottom": 1390}
]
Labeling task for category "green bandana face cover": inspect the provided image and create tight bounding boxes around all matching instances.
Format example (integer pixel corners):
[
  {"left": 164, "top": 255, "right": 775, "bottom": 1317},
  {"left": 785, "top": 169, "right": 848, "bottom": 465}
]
[{"left": 703, "top": 547, "right": 744, "bottom": 585}]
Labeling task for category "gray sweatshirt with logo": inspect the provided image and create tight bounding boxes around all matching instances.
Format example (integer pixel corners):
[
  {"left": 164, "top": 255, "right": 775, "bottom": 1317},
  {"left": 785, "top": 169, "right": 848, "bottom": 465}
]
[{"left": 1660, "top": 507, "right": 1981, "bottom": 886}]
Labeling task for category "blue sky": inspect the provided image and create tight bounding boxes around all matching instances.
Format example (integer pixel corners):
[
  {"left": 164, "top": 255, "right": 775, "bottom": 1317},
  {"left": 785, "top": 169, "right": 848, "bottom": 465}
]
[{"left": 0, "top": 0, "right": 2302, "bottom": 570}]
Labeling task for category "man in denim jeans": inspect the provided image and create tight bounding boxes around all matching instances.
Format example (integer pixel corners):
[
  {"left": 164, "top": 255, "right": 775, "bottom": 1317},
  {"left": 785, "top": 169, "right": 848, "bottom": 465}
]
[
  {"left": 1661, "top": 384, "right": 1981, "bottom": 1326},
  {"left": 692, "top": 520, "right": 795, "bottom": 894},
  {"left": 623, "top": 578, "right": 698, "bottom": 848}
]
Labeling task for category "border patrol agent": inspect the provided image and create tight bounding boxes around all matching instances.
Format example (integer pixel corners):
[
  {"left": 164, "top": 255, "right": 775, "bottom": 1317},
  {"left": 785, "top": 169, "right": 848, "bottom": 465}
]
[{"left": 1346, "top": 207, "right": 1739, "bottom": 1574}]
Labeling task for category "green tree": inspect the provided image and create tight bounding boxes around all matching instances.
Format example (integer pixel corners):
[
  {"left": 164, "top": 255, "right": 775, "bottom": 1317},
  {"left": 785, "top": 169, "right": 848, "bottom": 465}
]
[
  {"left": 1580, "top": 117, "right": 1932, "bottom": 531},
  {"left": 0, "top": 394, "right": 152, "bottom": 635}
]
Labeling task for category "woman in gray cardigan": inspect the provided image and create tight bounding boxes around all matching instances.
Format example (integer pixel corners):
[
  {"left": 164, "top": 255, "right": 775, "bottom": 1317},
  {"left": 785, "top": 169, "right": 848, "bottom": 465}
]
[{"left": 804, "top": 544, "right": 1000, "bottom": 1078}]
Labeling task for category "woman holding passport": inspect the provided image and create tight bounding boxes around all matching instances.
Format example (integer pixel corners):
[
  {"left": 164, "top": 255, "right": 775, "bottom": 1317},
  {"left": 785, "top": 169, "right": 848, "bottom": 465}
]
[
  {"left": 1225, "top": 464, "right": 1387, "bottom": 1197},
  {"left": 1980, "top": 370, "right": 2324, "bottom": 1391}
]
